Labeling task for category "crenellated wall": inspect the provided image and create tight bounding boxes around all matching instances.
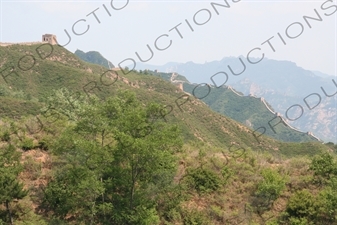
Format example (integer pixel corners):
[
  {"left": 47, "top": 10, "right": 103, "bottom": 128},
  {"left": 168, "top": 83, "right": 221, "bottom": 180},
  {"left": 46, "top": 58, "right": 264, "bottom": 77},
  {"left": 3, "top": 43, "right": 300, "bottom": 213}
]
[
  {"left": 0, "top": 34, "right": 57, "bottom": 46},
  {"left": 0, "top": 42, "right": 43, "bottom": 47}
]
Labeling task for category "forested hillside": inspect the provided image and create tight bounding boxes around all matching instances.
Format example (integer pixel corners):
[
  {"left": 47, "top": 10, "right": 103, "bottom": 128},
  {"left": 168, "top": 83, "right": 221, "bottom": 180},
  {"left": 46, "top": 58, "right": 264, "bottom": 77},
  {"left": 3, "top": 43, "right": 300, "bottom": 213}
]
[{"left": 0, "top": 44, "right": 337, "bottom": 224}]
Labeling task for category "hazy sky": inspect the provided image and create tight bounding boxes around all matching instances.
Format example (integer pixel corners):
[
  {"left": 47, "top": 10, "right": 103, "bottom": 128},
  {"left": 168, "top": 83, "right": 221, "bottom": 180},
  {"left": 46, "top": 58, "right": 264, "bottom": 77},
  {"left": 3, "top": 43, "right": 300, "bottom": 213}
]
[{"left": 1, "top": 0, "right": 336, "bottom": 76}]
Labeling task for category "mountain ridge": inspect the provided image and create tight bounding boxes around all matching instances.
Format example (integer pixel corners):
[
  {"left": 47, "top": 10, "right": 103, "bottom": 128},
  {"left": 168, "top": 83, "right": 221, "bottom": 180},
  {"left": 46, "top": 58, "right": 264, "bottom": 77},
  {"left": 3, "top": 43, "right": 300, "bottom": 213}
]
[
  {"left": 160, "top": 71, "right": 321, "bottom": 143},
  {"left": 136, "top": 58, "right": 336, "bottom": 142}
]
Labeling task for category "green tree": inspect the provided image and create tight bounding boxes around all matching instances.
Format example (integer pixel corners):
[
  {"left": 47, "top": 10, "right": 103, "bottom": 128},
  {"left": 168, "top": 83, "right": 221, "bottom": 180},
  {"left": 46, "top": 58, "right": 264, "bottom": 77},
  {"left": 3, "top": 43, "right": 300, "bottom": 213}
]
[
  {"left": 283, "top": 182, "right": 337, "bottom": 225},
  {"left": 0, "top": 144, "right": 28, "bottom": 224},
  {"left": 256, "top": 168, "right": 286, "bottom": 202},
  {"left": 43, "top": 90, "right": 182, "bottom": 225},
  {"left": 42, "top": 88, "right": 87, "bottom": 122},
  {"left": 286, "top": 190, "right": 316, "bottom": 219},
  {"left": 187, "top": 167, "right": 221, "bottom": 193},
  {"left": 99, "top": 91, "right": 182, "bottom": 224},
  {"left": 43, "top": 164, "right": 105, "bottom": 223},
  {"left": 42, "top": 127, "right": 110, "bottom": 224},
  {"left": 314, "top": 178, "right": 337, "bottom": 224},
  {"left": 309, "top": 152, "right": 337, "bottom": 184},
  {"left": 253, "top": 168, "right": 286, "bottom": 215},
  {"left": 315, "top": 187, "right": 337, "bottom": 224}
]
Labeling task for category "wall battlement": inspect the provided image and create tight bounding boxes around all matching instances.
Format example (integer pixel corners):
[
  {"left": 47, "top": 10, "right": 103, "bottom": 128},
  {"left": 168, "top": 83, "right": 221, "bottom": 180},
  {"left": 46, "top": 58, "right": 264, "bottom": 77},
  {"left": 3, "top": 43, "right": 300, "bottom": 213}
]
[
  {"left": 0, "top": 42, "right": 43, "bottom": 47},
  {"left": 0, "top": 34, "right": 58, "bottom": 47}
]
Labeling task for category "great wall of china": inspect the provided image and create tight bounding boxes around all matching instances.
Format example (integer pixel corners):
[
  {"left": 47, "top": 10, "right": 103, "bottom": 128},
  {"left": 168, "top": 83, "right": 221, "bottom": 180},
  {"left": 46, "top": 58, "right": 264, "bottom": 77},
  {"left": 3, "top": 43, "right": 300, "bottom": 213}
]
[
  {"left": 0, "top": 34, "right": 57, "bottom": 47},
  {"left": 170, "top": 73, "right": 321, "bottom": 142},
  {"left": 0, "top": 42, "right": 43, "bottom": 47},
  {"left": 227, "top": 85, "right": 321, "bottom": 142},
  {"left": 0, "top": 39, "right": 322, "bottom": 142}
]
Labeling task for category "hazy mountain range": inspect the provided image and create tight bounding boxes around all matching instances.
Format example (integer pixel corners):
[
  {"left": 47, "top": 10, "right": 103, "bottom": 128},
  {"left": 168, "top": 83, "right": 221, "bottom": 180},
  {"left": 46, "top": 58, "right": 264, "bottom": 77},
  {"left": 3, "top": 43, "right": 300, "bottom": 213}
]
[{"left": 136, "top": 58, "right": 337, "bottom": 143}]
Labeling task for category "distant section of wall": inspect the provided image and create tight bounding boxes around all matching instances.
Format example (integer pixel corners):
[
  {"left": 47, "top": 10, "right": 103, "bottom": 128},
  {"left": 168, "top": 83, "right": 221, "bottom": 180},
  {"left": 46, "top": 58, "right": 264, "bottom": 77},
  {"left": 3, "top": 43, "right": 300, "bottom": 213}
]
[
  {"left": 0, "top": 34, "right": 57, "bottom": 47},
  {"left": 174, "top": 83, "right": 183, "bottom": 91},
  {"left": 227, "top": 86, "right": 321, "bottom": 142},
  {"left": 0, "top": 42, "right": 42, "bottom": 47}
]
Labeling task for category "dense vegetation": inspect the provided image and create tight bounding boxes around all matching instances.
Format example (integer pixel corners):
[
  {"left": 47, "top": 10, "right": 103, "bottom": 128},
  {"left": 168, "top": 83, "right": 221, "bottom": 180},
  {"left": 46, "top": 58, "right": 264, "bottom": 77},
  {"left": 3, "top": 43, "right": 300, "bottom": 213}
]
[{"left": 0, "top": 44, "right": 336, "bottom": 224}]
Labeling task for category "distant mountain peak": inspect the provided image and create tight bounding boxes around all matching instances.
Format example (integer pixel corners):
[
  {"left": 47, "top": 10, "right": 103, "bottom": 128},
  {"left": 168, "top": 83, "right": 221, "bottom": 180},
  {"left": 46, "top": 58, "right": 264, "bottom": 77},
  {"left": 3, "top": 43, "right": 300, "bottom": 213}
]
[{"left": 75, "top": 49, "right": 114, "bottom": 69}]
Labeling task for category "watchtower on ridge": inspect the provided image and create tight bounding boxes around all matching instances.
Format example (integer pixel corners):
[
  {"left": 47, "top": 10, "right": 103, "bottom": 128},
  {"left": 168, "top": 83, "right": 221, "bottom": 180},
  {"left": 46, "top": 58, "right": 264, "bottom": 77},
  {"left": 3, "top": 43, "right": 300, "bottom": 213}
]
[{"left": 42, "top": 34, "right": 57, "bottom": 45}]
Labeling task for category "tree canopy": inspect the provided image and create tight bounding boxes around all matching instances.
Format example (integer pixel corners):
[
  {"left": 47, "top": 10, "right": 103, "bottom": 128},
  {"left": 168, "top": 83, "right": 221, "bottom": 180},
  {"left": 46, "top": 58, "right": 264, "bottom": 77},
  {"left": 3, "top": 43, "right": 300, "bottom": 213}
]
[{"left": 42, "top": 90, "right": 183, "bottom": 224}]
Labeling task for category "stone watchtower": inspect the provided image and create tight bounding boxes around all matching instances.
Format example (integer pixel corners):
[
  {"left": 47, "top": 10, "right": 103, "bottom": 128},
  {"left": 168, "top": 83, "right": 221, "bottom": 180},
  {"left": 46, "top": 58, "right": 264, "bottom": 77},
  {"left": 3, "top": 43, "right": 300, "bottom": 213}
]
[{"left": 42, "top": 34, "right": 57, "bottom": 45}]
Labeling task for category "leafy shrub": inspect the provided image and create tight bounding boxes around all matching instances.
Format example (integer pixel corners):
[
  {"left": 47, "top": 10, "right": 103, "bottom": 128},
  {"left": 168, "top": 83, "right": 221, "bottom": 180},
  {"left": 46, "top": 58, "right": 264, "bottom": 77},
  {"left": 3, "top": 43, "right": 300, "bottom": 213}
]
[
  {"left": 286, "top": 190, "right": 316, "bottom": 220},
  {"left": 21, "top": 138, "right": 34, "bottom": 151},
  {"left": 221, "top": 166, "right": 232, "bottom": 183},
  {"left": 209, "top": 205, "right": 224, "bottom": 221},
  {"left": 188, "top": 167, "right": 221, "bottom": 193},
  {"left": 265, "top": 219, "right": 279, "bottom": 225},
  {"left": 284, "top": 185, "right": 337, "bottom": 225},
  {"left": 183, "top": 210, "right": 209, "bottom": 225},
  {"left": 164, "top": 208, "right": 181, "bottom": 223},
  {"left": 309, "top": 152, "right": 337, "bottom": 183},
  {"left": 128, "top": 206, "right": 160, "bottom": 225},
  {"left": 37, "top": 140, "right": 49, "bottom": 150},
  {"left": 314, "top": 184, "right": 337, "bottom": 224},
  {"left": 256, "top": 168, "right": 286, "bottom": 201},
  {"left": 1, "top": 131, "right": 10, "bottom": 142},
  {"left": 47, "top": 218, "right": 68, "bottom": 225},
  {"left": 252, "top": 168, "right": 286, "bottom": 214},
  {"left": 288, "top": 217, "right": 312, "bottom": 225}
]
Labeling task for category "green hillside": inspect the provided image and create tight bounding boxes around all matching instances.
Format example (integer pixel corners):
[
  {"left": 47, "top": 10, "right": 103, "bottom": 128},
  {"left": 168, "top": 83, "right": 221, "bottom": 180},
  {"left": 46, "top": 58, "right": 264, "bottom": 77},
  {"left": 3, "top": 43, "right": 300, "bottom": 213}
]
[
  {"left": 0, "top": 44, "right": 336, "bottom": 225},
  {"left": 184, "top": 83, "right": 318, "bottom": 143},
  {"left": 149, "top": 71, "right": 319, "bottom": 143},
  {"left": 0, "top": 44, "right": 281, "bottom": 152}
]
